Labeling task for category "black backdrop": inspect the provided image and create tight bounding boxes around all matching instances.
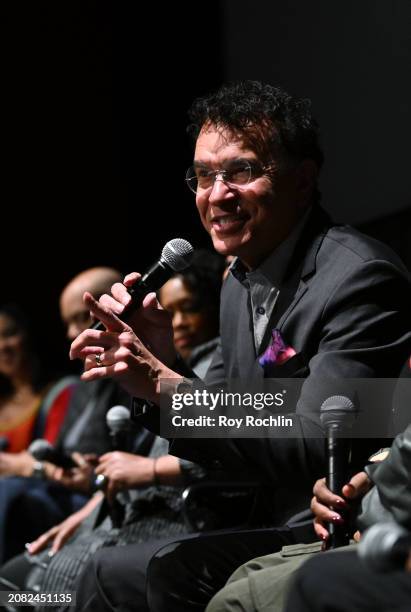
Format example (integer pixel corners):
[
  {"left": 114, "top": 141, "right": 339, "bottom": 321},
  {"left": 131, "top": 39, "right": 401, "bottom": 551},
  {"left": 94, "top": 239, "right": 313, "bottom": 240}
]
[{"left": 2, "top": 1, "right": 222, "bottom": 372}]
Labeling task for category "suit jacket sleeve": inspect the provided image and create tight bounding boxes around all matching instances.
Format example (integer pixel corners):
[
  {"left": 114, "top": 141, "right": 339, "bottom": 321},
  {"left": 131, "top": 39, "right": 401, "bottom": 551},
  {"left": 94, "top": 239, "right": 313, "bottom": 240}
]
[{"left": 358, "top": 422, "right": 411, "bottom": 530}]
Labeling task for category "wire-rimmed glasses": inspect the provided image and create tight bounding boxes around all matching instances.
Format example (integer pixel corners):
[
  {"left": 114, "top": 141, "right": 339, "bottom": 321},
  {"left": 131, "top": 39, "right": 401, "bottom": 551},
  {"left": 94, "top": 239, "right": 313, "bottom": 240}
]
[{"left": 185, "top": 160, "right": 258, "bottom": 194}]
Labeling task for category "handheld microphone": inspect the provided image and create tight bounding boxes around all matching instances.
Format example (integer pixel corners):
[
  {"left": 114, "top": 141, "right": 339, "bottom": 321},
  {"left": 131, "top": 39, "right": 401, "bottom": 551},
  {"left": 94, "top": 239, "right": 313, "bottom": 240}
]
[
  {"left": 106, "top": 405, "right": 132, "bottom": 452},
  {"left": 0, "top": 437, "right": 9, "bottom": 452},
  {"left": 358, "top": 522, "right": 411, "bottom": 572},
  {"left": 93, "top": 405, "right": 133, "bottom": 495},
  {"left": 28, "top": 439, "right": 77, "bottom": 469},
  {"left": 320, "top": 395, "right": 357, "bottom": 548},
  {"left": 103, "top": 405, "right": 132, "bottom": 526},
  {"left": 92, "top": 238, "right": 194, "bottom": 331}
]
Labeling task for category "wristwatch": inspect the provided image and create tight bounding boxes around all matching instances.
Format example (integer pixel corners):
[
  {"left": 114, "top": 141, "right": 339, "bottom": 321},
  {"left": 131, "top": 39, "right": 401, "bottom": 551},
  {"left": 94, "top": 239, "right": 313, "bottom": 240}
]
[
  {"left": 32, "top": 460, "right": 46, "bottom": 479},
  {"left": 175, "top": 378, "right": 193, "bottom": 395}
]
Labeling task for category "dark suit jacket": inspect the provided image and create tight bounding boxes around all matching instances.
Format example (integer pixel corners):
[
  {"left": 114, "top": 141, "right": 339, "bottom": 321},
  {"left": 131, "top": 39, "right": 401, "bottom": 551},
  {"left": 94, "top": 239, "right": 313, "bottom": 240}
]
[
  {"left": 147, "top": 207, "right": 411, "bottom": 522},
  {"left": 56, "top": 379, "right": 131, "bottom": 456}
]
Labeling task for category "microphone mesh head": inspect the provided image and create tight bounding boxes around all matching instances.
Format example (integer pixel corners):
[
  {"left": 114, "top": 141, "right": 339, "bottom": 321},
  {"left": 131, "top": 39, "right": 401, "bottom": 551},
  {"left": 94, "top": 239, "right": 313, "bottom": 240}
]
[
  {"left": 321, "top": 395, "right": 355, "bottom": 412},
  {"left": 106, "top": 405, "right": 131, "bottom": 433},
  {"left": 28, "top": 438, "right": 52, "bottom": 459},
  {"left": 320, "top": 395, "right": 356, "bottom": 428},
  {"left": 28, "top": 439, "right": 52, "bottom": 453},
  {"left": 161, "top": 239, "right": 194, "bottom": 271}
]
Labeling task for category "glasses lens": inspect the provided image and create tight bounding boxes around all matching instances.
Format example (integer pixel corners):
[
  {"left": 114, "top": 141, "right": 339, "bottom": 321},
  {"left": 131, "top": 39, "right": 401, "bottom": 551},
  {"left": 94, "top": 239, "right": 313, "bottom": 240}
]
[{"left": 225, "top": 161, "right": 251, "bottom": 186}]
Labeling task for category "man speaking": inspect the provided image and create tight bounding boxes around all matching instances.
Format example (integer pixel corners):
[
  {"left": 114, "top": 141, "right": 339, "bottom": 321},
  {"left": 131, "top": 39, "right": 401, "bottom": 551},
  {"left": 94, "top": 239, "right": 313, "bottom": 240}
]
[{"left": 70, "top": 81, "right": 411, "bottom": 611}]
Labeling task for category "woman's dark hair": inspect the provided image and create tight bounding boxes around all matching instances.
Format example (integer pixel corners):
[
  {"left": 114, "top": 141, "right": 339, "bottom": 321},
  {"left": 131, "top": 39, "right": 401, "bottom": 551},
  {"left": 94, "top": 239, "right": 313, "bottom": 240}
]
[
  {"left": 174, "top": 249, "right": 225, "bottom": 330},
  {"left": 0, "top": 304, "right": 48, "bottom": 395}
]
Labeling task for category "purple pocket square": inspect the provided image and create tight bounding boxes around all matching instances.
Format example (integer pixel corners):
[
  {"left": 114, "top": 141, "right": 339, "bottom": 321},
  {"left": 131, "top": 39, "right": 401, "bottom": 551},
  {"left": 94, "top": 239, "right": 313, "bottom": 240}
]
[{"left": 259, "top": 329, "right": 297, "bottom": 368}]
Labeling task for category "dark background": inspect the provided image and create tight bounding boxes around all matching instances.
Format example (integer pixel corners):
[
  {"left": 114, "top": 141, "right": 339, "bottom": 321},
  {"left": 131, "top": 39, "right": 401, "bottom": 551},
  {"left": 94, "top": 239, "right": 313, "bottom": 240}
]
[{"left": 2, "top": 1, "right": 411, "bottom": 373}]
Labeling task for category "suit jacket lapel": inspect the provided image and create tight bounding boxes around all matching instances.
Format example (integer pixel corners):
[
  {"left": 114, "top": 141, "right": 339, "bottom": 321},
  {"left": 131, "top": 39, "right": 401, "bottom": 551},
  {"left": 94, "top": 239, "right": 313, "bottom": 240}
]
[
  {"left": 240, "top": 288, "right": 264, "bottom": 379},
  {"left": 269, "top": 206, "right": 331, "bottom": 333}
]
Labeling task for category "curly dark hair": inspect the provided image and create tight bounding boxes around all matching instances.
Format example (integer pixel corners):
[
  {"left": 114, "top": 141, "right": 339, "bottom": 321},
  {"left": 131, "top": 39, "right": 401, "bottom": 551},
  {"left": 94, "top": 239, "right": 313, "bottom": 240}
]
[{"left": 188, "top": 80, "right": 324, "bottom": 201}]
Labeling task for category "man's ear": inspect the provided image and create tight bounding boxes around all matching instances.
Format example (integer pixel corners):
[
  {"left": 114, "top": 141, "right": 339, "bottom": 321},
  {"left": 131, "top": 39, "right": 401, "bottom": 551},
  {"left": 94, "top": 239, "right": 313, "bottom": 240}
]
[{"left": 296, "top": 159, "right": 318, "bottom": 206}]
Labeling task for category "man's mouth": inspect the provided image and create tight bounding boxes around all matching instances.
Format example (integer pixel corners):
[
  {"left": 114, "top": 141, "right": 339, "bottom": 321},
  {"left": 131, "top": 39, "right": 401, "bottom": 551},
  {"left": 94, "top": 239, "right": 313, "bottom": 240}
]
[{"left": 210, "top": 214, "right": 248, "bottom": 234}]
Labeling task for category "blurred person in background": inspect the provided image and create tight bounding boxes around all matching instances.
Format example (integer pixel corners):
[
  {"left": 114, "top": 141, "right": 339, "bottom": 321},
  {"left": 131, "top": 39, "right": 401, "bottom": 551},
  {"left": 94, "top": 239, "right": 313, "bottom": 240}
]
[
  {"left": 0, "top": 259, "right": 231, "bottom": 604},
  {"left": 159, "top": 249, "right": 225, "bottom": 378},
  {"left": 0, "top": 303, "right": 74, "bottom": 456},
  {"left": 0, "top": 268, "right": 130, "bottom": 563},
  {"left": 60, "top": 267, "right": 123, "bottom": 343}
]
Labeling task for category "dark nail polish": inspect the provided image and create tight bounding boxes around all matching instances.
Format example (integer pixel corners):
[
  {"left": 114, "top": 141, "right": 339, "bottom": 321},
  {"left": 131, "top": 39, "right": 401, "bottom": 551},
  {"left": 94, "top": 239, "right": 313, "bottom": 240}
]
[{"left": 331, "top": 514, "right": 343, "bottom": 523}]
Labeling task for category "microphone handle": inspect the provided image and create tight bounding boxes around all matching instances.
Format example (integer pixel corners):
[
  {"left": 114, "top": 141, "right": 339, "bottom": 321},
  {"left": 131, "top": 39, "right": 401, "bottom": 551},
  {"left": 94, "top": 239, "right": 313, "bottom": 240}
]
[
  {"left": 32, "top": 446, "right": 77, "bottom": 469},
  {"left": 111, "top": 431, "right": 132, "bottom": 453},
  {"left": 325, "top": 431, "right": 351, "bottom": 549},
  {"left": 109, "top": 498, "right": 126, "bottom": 528},
  {"left": 92, "top": 260, "right": 170, "bottom": 331},
  {"left": 105, "top": 429, "right": 132, "bottom": 526},
  {"left": 54, "top": 452, "right": 78, "bottom": 470}
]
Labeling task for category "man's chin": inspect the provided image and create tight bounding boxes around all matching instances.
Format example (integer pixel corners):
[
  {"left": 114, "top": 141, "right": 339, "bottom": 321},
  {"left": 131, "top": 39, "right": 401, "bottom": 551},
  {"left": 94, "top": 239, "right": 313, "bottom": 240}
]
[{"left": 211, "top": 233, "right": 247, "bottom": 258}]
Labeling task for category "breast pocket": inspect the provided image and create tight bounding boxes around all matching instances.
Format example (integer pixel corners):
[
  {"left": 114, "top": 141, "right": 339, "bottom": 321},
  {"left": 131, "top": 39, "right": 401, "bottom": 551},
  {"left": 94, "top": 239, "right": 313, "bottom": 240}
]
[{"left": 262, "top": 352, "right": 308, "bottom": 378}]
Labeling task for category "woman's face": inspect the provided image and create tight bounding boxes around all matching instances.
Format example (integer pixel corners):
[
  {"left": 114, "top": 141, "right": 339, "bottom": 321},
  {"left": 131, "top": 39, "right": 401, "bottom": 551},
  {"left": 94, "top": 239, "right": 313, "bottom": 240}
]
[
  {"left": 0, "top": 314, "right": 27, "bottom": 378},
  {"left": 159, "top": 277, "right": 218, "bottom": 361}
]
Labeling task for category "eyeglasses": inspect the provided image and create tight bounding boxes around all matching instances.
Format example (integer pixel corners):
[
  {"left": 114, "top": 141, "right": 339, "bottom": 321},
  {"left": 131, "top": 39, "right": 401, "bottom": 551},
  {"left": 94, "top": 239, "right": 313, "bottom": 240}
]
[{"left": 185, "top": 160, "right": 273, "bottom": 194}]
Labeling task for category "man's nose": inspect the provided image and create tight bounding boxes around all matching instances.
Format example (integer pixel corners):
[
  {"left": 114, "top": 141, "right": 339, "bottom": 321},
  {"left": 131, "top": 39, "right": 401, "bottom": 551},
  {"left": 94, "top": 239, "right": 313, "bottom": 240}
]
[{"left": 208, "top": 176, "right": 235, "bottom": 205}]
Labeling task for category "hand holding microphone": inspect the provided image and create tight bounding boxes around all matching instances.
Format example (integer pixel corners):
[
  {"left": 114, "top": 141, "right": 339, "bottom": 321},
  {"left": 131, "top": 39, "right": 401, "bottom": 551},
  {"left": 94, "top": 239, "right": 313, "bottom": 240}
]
[
  {"left": 94, "top": 406, "right": 131, "bottom": 527},
  {"left": 29, "top": 440, "right": 96, "bottom": 492},
  {"left": 95, "top": 406, "right": 160, "bottom": 528},
  {"left": 319, "top": 395, "right": 358, "bottom": 548},
  {"left": 28, "top": 439, "right": 78, "bottom": 470},
  {"left": 91, "top": 238, "right": 194, "bottom": 332},
  {"left": 96, "top": 238, "right": 193, "bottom": 366},
  {"left": 311, "top": 470, "right": 371, "bottom": 543},
  {"left": 70, "top": 240, "right": 194, "bottom": 398}
]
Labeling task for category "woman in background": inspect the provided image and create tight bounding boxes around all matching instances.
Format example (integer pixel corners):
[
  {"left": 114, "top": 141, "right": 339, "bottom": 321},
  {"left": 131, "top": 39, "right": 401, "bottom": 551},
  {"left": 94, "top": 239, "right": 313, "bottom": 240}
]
[
  {"left": 0, "top": 303, "right": 75, "bottom": 454},
  {"left": 159, "top": 249, "right": 225, "bottom": 378}
]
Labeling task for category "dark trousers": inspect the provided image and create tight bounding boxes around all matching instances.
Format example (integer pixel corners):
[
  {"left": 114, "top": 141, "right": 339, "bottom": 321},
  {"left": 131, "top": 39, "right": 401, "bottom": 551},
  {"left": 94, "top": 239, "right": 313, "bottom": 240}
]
[
  {"left": 74, "top": 527, "right": 294, "bottom": 612},
  {"left": 0, "top": 477, "right": 87, "bottom": 564},
  {"left": 285, "top": 549, "right": 411, "bottom": 612}
]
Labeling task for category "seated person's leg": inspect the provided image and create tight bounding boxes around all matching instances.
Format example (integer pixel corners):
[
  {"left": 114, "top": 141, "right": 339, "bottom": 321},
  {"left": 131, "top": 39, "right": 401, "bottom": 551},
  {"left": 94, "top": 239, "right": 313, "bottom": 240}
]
[
  {"left": 5, "top": 483, "right": 87, "bottom": 562},
  {"left": 147, "top": 527, "right": 293, "bottom": 612},
  {"left": 73, "top": 538, "right": 183, "bottom": 612},
  {"left": 285, "top": 548, "right": 411, "bottom": 612},
  {"left": 0, "top": 478, "right": 40, "bottom": 564},
  {"left": 206, "top": 541, "right": 323, "bottom": 612},
  {"left": 205, "top": 576, "right": 254, "bottom": 612}
]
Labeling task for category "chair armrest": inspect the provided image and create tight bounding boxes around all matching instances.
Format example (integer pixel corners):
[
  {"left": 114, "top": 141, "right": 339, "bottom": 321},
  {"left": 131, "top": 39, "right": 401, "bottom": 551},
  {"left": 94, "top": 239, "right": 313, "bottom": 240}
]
[{"left": 181, "top": 481, "right": 262, "bottom": 531}]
